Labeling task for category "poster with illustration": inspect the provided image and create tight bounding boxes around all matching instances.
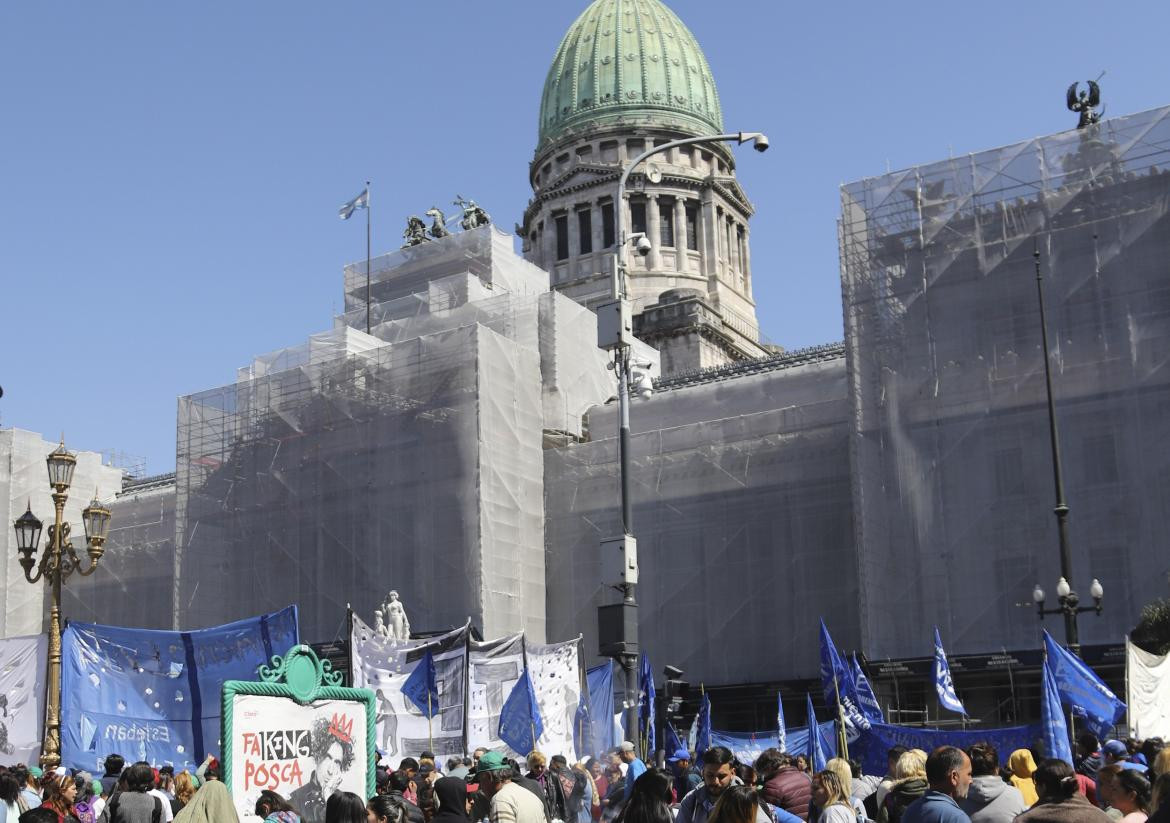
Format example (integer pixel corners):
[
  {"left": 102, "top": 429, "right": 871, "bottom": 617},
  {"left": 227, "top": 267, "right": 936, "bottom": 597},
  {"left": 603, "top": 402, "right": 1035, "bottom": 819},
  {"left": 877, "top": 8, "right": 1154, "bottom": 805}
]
[{"left": 223, "top": 645, "right": 373, "bottom": 823}]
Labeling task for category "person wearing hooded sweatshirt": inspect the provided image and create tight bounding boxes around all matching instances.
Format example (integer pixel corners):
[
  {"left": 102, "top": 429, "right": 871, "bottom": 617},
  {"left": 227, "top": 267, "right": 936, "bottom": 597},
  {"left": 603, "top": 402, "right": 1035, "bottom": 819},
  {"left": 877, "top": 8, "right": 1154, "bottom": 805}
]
[
  {"left": 171, "top": 781, "right": 239, "bottom": 823},
  {"left": 1007, "top": 750, "right": 1038, "bottom": 807},
  {"left": 432, "top": 777, "right": 471, "bottom": 823},
  {"left": 879, "top": 751, "right": 929, "bottom": 823},
  {"left": 955, "top": 743, "right": 1026, "bottom": 823}
]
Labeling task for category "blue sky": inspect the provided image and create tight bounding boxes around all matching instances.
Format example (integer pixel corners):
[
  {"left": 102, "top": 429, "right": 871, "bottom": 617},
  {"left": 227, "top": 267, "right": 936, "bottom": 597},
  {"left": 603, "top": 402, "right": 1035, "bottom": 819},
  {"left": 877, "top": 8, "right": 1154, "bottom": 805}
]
[{"left": 2, "top": 0, "right": 1168, "bottom": 475}]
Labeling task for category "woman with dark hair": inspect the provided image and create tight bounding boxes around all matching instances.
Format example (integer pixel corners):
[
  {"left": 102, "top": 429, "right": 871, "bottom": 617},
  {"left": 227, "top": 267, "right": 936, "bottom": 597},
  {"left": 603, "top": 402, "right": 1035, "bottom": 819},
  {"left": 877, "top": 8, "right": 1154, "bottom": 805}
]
[
  {"left": 1113, "top": 769, "right": 1152, "bottom": 822},
  {"left": 600, "top": 763, "right": 625, "bottom": 823},
  {"left": 1015, "top": 758, "right": 1112, "bottom": 822},
  {"left": 0, "top": 770, "right": 22, "bottom": 821},
  {"left": 707, "top": 786, "right": 758, "bottom": 823},
  {"left": 368, "top": 795, "right": 407, "bottom": 823},
  {"left": 254, "top": 790, "right": 300, "bottom": 822},
  {"left": 38, "top": 774, "right": 80, "bottom": 823},
  {"left": 323, "top": 791, "right": 366, "bottom": 823},
  {"left": 70, "top": 777, "right": 97, "bottom": 823},
  {"left": 613, "top": 771, "right": 672, "bottom": 823}
]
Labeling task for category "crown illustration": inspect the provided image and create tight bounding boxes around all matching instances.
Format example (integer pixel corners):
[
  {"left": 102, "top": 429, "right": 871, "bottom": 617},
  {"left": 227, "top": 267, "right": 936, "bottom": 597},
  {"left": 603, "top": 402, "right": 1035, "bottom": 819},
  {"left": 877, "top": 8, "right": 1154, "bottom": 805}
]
[{"left": 328, "top": 712, "right": 354, "bottom": 745}]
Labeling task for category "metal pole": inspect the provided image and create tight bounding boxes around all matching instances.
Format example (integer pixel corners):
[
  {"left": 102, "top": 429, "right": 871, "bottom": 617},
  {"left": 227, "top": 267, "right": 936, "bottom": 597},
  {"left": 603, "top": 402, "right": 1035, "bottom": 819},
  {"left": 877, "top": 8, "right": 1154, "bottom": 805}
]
[
  {"left": 1033, "top": 245, "right": 1078, "bottom": 652},
  {"left": 42, "top": 492, "right": 66, "bottom": 769},
  {"left": 366, "top": 181, "right": 372, "bottom": 335}
]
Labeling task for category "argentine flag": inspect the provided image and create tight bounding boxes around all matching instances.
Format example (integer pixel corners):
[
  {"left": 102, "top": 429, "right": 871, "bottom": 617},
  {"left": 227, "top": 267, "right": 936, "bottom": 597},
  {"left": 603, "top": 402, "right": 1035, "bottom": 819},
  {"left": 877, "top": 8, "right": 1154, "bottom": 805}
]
[{"left": 339, "top": 187, "right": 369, "bottom": 220}]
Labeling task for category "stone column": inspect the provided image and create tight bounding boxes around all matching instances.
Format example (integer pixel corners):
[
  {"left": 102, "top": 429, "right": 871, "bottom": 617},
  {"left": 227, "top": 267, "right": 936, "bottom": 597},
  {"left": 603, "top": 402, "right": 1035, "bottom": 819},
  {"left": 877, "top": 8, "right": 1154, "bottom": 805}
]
[
  {"left": 741, "top": 223, "right": 753, "bottom": 297},
  {"left": 567, "top": 204, "right": 579, "bottom": 280},
  {"left": 674, "top": 197, "right": 688, "bottom": 274},
  {"left": 646, "top": 196, "right": 661, "bottom": 271},
  {"left": 543, "top": 213, "right": 557, "bottom": 277},
  {"left": 700, "top": 193, "right": 717, "bottom": 281}
]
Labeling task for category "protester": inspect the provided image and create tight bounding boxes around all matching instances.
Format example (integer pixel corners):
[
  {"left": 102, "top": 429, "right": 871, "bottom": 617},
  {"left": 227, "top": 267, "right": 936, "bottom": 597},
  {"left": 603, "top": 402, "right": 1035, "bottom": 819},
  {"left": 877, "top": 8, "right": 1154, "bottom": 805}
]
[
  {"left": 98, "top": 762, "right": 167, "bottom": 823},
  {"left": 1155, "top": 751, "right": 1170, "bottom": 781},
  {"left": 849, "top": 759, "right": 881, "bottom": 813},
  {"left": 71, "top": 777, "right": 99, "bottom": 823},
  {"left": 19, "top": 810, "right": 58, "bottom": 823},
  {"left": 1098, "top": 764, "right": 1126, "bottom": 821},
  {"left": 38, "top": 773, "right": 80, "bottom": 823},
  {"left": 475, "top": 751, "right": 546, "bottom": 823},
  {"left": 170, "top": 775, "right": 194, "bottom": 816},
  {"left": 1150, "top": 773, "right": 1170, "bottom": 823},
  {"left": 17, "top": 768, "right": 41, "bottom": 811},
  {"left": 368, "top": 795, "right": 407, "bottom": 823},
  {"left": 137, "top": 766, "right": 172, "bottom": 823},
  {"left": 809, "top": 771, "right": 853, "bottom": 823},
  {"left": 447, "top": 760, "right": 469, "bottom": 781},
  {"left": 1, "top": 770, "right": 22, "bottom": 822},
  {"left": 874, "top": 748, "right": 909, "bottom": 812},
  {"left": 387, "top": 771, "right": 425, "bottom": 823},
  {"left": 955, "top": 743, "right": 1026, "bottom": 823},
  {"left": 614, "top": 771, "right": 672, "bottom": 823},
  {"left": 321, "top": 792, "right": 364, "bottom": 823},
  {"left": 1078, "top": 735, "right": 1105, "bottom": 781},
  {"left": 99, "top": 760, "right": 124, "bottom": 801},
  {"left": 879, "top": 750, "right": 928, "bottom": 823},
  {"left": 526, "top": 753, "right": 566, "bottom": 821},
  {"left": 669, "top": 751, "right": 702, "bottom": 802},
  {"left": 431, "top": 776, "right": 470, "bottom": 823},
  {"left": 550, "top": 755, "right": 585, "bottom": 823},
  {"left": 169, "top": 780, "right": 237, "bottom": 823},
  {"left": 1105, "top": 743, "right": 1147, "bottom": 775},
  {"left": 823, "top": 759, "right": 866, "bottom": 821},
  {"left": 676, "top": 747, "right": 770, "bottom": 823},
  {"left": 1014, "top": 758, "right": 1111, "bottom": 823},
  {"left": 619, "top": 744, "right": 647, "bottom": 802},
  {"left": 1112, "top": 769, "right": 1152, "bottom": 822},
  {"left": 794, "top": 759, "right": 809, "bottom": 776},
  {"left": 708, "top": 786, "right": 761, "bottom": 823},
  {"left": 571, "top": 761, "right": 597, "bottom": 823},
  {"left": 757, "top": 750, "right": 812, "bottom": 822},
  {"left": 600, "top": 763, "right": 626, "bottom": 823},
  {"left": 898, "top": 747, "right": 971, "bottom": 823},
  {"left": 254, "top": 790, "right": 300, "bottom": 823}
]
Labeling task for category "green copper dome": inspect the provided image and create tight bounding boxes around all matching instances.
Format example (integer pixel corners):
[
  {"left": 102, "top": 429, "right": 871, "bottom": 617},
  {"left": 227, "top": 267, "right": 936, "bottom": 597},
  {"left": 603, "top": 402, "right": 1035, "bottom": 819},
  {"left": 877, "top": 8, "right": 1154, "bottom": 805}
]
[{"left": 538, "top": 0, "right": 724, "bottom": 149}]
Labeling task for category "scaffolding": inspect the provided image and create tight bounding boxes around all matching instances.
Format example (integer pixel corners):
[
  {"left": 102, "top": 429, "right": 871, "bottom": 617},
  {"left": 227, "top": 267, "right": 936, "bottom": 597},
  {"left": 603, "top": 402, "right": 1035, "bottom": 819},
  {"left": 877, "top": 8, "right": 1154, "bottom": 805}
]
[{"left": 840, "top": 106, "right": 1170, "bottom": 661}]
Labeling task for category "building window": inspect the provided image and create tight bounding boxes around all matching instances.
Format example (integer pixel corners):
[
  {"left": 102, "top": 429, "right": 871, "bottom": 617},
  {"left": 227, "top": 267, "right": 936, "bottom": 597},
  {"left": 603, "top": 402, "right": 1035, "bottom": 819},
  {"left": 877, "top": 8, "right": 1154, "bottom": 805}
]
[
  {"left": 575, "top": 145, "right": 593, "bottom": 162},
  {"left": 578, "top": 209, "right": 593, "bottom": 255},
  {"left": 685, "top": 203, "right": 699, "bottom": 251},
  {"left": 600, "top": 141, "right": 618, "bottom": 163},
  {"left": 659, "top": 199, "right": 675, "bottom": 247},
  {"left": 630, "top": 201, "right": 646, "bottom": 236},
  {"left": 555, "top": 214, "right": 569, "bottom": 261},
  {"left": 602, "top": 203, "right": 615, "bottom": 247},
  {"left": 627, "top": 138, "right": 645, "bottom": 157}
]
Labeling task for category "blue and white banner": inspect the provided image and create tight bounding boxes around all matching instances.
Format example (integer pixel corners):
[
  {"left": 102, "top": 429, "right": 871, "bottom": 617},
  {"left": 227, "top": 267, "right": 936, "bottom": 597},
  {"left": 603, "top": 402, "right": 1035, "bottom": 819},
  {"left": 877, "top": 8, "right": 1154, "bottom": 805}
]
[
  {"left": 467, "top": 633, "right": 525, "bottom": 754},
  {"left": 710, "top": 723, "right": 836, "bottom": 768},
  {"left": 933, "top": 626, "right": 967, "bottom": 716},
  {"left": 819, "top": 619, "right": 870, "bottom": 730},
  {"left": 0, "top": 634, "right": 47, "bottom": 766},
  {"left": 586, "top": 661, "right": 616, "bottom": 756},
  {"left": 850, "top": 721, "right": 1040, "bottom": 779},
  {"left": 1042, "top": 659, "right": 1073, "bottom": 763},
  {"left": 776, "top": 692, "right": 787, "bottom": 753},
  {"left": 527, "top": 638, "right": 582, "bottom": 761},
  {"left": 1043, "top": 630, "right": 1125, "bottom": 739},
  {"left": 61, "top": 607, "right": 299, "bottom": 772},
  {"left": 692, "top": 693, "right": 711, "bottom": 759},
  {"left": 851, "top": 653, "right": 885, "bottom": 724}
]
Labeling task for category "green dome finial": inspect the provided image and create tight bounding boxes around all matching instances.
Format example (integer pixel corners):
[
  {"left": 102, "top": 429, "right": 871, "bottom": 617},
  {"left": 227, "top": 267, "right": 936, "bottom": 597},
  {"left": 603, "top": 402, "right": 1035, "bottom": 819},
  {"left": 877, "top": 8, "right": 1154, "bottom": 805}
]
[{"left": 537, "top": 0, "right": 724, "bottom": 149}]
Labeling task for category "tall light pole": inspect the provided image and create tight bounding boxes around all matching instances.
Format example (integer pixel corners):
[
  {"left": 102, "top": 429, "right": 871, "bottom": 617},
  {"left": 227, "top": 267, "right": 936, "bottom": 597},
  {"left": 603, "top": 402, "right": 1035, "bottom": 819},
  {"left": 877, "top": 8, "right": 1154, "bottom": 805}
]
[
  {"left": 1029, "top": 245, "right": 1102, "bottom": 654},
  {"left": 596, "top": 132, "right": 768, "bottom": 755},
  {"left": 11, "top": 441, "right": 112, "bottom": 767}
]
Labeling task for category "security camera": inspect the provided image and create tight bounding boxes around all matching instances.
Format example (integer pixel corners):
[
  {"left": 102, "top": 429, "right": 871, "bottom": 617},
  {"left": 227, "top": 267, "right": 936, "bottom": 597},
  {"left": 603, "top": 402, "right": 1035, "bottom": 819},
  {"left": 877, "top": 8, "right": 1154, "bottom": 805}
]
[
  {"left": 753, "top": 134, "right": 770, "bottom": 153},
  {"left": 633, "top": 234, "right": 652, "bottom": 257}
]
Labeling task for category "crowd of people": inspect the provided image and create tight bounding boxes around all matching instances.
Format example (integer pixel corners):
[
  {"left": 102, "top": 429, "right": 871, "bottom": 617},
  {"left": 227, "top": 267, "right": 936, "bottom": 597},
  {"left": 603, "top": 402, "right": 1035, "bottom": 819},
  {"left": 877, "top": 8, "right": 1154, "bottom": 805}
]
[{"left": 1, "top": 730, "right": 1167, "bottom": 823}]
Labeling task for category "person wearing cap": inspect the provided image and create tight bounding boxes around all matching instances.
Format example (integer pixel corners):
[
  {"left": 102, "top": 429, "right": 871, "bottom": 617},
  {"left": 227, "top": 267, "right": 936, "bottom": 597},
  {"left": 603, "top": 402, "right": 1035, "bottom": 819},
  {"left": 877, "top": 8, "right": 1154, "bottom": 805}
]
[
  {"left": 475, "top": 752, "right": 546, "bottom": 823},
  {"left": 1105, "top": 742, "right": 1147, "bottom": 774},
  {"left": 668, "top": 750, "right": 701, "bottom": 802},
  {"left": 619, "top": 743, "right": 646, "bottom": 802}
]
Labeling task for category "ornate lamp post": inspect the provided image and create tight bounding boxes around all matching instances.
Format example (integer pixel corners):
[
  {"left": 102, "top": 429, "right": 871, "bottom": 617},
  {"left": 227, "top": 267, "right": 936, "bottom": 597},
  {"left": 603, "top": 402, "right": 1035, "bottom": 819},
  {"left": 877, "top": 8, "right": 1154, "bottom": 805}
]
[
  {"left": 596, "top": 132, "right": 768, "bottom": 753},
  {"left": 12, "top": 441, "right": 112, "bottom": 768}
]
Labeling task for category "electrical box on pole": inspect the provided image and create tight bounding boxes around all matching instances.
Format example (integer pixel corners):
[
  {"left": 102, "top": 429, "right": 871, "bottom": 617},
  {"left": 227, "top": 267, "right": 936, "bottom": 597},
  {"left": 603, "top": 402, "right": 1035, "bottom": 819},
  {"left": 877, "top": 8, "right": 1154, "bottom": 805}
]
[
  {"left": 597, "top": 298, "right": 634, "bottom": 350},
  {"left": 601, "top": 534, "right": 638, "bottom": 585}
]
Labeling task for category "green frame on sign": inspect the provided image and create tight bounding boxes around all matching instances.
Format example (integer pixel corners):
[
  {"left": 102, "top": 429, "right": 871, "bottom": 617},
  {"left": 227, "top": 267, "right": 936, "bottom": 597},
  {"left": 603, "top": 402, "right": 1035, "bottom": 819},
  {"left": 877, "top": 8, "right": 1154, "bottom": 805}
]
[{"left": 222, "top": 644, "right": 376, "bottom": 803}]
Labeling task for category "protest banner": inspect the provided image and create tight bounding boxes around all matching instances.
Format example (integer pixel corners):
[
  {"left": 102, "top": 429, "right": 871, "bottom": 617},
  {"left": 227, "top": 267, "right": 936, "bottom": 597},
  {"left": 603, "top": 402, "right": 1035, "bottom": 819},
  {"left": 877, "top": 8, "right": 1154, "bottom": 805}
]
[
  {"left": 223, "top": 644, "right": 374, "bottom": 823},
  {"left": 467, "top": 633, "right": 525, "bottom": 753},
  {"left": 0, "top": 634, "right": 47, "bottom": 766}
]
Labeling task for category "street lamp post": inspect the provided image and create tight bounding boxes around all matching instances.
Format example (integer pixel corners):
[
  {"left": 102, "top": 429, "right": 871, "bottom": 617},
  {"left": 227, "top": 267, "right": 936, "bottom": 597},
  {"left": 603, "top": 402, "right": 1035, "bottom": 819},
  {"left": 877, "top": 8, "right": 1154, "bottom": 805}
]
[
  {"left": 597, "top": 132, "right": 768, "bottom": 754},
  {"left": 1030, "top": 246, "right": 1102, "bottom": 654},
  {"left": 11, "top": 441, "right": 112, "bottom": 768}
]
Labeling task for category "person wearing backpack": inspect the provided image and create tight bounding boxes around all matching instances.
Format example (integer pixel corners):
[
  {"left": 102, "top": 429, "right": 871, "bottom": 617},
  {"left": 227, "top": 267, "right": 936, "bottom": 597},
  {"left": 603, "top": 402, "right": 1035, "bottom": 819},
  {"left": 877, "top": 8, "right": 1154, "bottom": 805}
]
[{"left": 97, "top": 764, "right": 165, "bottom": 823}]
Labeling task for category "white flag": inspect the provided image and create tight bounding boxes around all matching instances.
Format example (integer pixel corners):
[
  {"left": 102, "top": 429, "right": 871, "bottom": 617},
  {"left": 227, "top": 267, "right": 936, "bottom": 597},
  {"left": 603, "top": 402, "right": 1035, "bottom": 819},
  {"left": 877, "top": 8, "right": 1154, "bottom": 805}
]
[{"left": 339, "top": 187, "right": 369, "bottom": 220}]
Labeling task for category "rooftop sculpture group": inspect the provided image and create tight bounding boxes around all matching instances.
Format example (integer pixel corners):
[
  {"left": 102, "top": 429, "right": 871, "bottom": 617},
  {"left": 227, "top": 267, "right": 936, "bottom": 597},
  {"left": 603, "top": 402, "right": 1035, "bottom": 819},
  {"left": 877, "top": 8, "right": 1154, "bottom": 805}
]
[
  {"left": 372, "top": 590, "right": 411, "bottom": 643},
  {"left": 402, "top": 196, "right": 491, "bottom": 247}
]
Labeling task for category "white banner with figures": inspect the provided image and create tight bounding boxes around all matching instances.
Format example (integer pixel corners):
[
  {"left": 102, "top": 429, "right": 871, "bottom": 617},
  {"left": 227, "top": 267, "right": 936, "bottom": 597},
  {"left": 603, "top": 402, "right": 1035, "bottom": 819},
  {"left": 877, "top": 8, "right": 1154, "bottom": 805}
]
[
  {"left": 229, "top": 694, "right": 368, "bottom": 823},
  {"left": 527, "top": 638, "right": 581, "bottom": 761},
  {"left": 351, "top": 617, "right": 468, "bottom": 759},
  {"left": 1127, "top": 636, "right": 1170, "bottom": 739},
  {"left": 467, "top": 634, "right": 525, "bottom": 754},
  {"left": 0, "top": 634, "right": 47, "bottom": 766}
]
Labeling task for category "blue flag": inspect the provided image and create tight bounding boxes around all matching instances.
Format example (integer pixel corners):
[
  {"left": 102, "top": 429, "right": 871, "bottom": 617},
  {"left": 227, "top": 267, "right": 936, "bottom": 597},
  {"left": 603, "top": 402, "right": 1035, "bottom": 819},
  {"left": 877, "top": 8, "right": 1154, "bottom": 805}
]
[
  {"left": 819, "top": 619, "right": 870, "bottom": 730},
  {"left": 933, "top": 626, "right": 967, "bottom": 715},
  {"left": 805, "top": 693, "right": 826, "bottom": 772},
  {"left": 638, "top": 652, "right": 656, "bottom": 756},
  {"left": 402, "top": 648, "right": 440, "bottom": 718},
  {"left": 692, "top": 693, "right": 711, "bottom": 760},
  {"left": 574, "top": 691, "right": 592, "bottom": 760},
  {"left": 1042, "top": 658, "right": 1073, "bottom": 763},
  {"left": 499, "top": 668, "right": 543, "bottom": 755},
  {"left": 587, "top": 661, "right": 616, "bottom": 755},
  {"left": 1042, "top": 630, "right": 1125, "bottom": 739},
  {"left": 777, "top": 692, "right": 788, "bottom": 753},
  {"left": 665, "top": 721, "right": 686, "bottom": 757},
  {"left": 851, "top": 653, "right": 885, "bottom": 724}
]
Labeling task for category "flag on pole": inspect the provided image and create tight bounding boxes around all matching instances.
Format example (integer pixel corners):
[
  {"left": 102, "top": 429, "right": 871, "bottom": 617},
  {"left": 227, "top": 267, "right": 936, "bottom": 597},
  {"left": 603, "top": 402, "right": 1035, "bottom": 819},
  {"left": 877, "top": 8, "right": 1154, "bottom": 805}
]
[
  {"left": 638, "top": 652, "right": 656, "bottom": 756},
  {"left": 805, "top": 693, "right": 826, "bottom": 772},
  {"left": 339, "top": 187, "right": 369, "bottom": 220},
  {"left": 664, "top": 721, "right": 685, "bottom": 757},
  {"left": 692, "top": 692, "right": 711, "bottom": 760},
  {"left": 777, "top": 691, "right": 788, "bottom": 753},
  {"left": 1042, "top": 656, "right": 1074, "bottom": 763},
  {"left": 819, "top": 619, "right": 870, "bottom": 730},
  {"left": 499, "top": 668, "right": 543, "bottom": 755},
  {"left": 851, "top": 653, "right": 885, "bottom": 724},
  {"left": 573, "top": 691, "right": 592, "bottom": 761},
  {"left": 933, "top": 626, "right": 967, "bottom": 716},
  {"left": 401, "top": 649, "right": 439, "bottom": 718},
  {"left": 1043, "top": 630, "right": 1125, "bottom": 738}
]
